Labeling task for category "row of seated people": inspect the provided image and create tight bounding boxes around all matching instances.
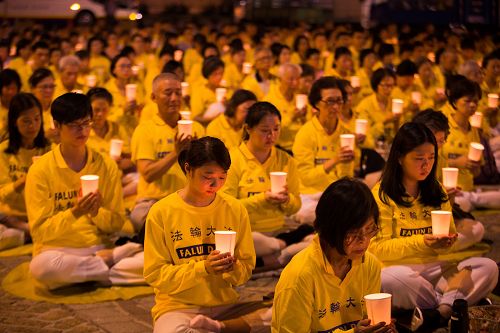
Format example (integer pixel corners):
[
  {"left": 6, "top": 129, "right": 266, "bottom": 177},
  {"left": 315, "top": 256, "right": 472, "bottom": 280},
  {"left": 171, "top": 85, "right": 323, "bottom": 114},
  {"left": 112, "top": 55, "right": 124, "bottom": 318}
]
[{"left": 0, "top": 72, "right": 498, "bottom": 331}]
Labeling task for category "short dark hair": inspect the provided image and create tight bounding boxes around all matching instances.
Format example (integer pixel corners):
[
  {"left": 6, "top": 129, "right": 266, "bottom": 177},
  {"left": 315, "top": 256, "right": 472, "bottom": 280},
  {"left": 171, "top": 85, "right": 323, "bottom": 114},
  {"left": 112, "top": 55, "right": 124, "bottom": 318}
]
[
  {"left": 314, "top": 178, "right": 379, "bottom": 255},
  {"left": 162, "top": 60, "right": 183, "bottom": 75},
  {"left": 378, "top": 43, "right": 395, "bottom": 59},
  {"left": 243, "top": 101, "right": 281, "bottom": 141},
  {"left": 412, "top": 109, "right": 450, "bottom": 137},
  {"left": 6, "top": 93, "right": 48, "bottom": 154},
  {"left": 379, "top": 122, "right": 447, "bottom": 208},
  {"left": 51, "top": 93, "right": 93, "bottom": 124},
  {"left": 15, "top": 39, "right": 31, "bottom": 56},
  {"left": 396, "top": 59, "right": 417, "bottom": 76},
  {"left": 202, "top": 56, "right": 224, "bottom": 79},
  {"left": 309, "top": 76, "right": 347, "bottom": 110},
  {"left": 87, "top": 87, "right": 113, "bottom": 105},
  {"left": 87, "top": 36, "right": 106, "bottom": 53},
  {"left": 305, "top": 48, "right": 320, "bottom": 60},
  {"left": 29, "top": 68, "right": 54, "bottom": 88},
  {"left": 225, "top": 89, "right": 257, "bottom": 118},
  {"left": 178, "top": 136, "right": 231, "bottom": 173},
  {"left": 293, "top": 35, "right": 309, "bottom": 52},
  {"left": 202, "top": 43, "right": 220, "bottom": 58},
  {"left": 299, "top": 63, "right": 315, "bottom": 78},
  {"left": 0, "top": 69, "right": 21, "bottom": 92},
  {"left": 446, "top": 74, "right": 482, "bottom": 108},
  {"left": 334, "top": 46, "right": 352, "bottom": 61},
  {"left": 31, "top": 41, "right": 49, "bottom": 52},
  {"left": 159, "top": 43, "right": 175, "bottom": 58},
  {"left": 75, "top": 50, "right": 89, "bottom": 60},
  {"left": 370, "top": 68, "right": 396, "bottom": 92},
  {"left": 359, "top": 48, "right": 376, "bottom": 68}
]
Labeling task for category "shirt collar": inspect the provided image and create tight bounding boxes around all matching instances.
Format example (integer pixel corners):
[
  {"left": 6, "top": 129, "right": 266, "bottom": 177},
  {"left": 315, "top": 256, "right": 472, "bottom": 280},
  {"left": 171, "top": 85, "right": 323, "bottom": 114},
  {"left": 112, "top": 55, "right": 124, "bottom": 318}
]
[{"left": 54, "top": 144, "right": 93, "bottom": 169}]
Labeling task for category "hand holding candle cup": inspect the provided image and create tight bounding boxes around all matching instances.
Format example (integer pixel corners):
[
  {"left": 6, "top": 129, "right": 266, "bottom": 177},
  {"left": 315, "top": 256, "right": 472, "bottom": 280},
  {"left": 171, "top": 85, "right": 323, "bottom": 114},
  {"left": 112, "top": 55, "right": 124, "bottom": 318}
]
[
  {"left": 350, "top": 76, "right": 360, "bottom": 88},
  {"left": 469, "top": 112, "right": 483, "bottom": 128},
  {"left": 214, "top": 231, "right": 237, "bottom": 256},
  {"left": 177, "top": 120, "right": 193, "bottom": 138},
  {"left": 181, "top": 82, "right": 189, "bottom": 97},
  {"left": 125, "top": 84, "right": 137, "bottom": 102},
  {"left": 340, "top": 134, "right": 356, "bottom": 151},
  {"left": 80, "top": 175, "right": 99, "bottom": 197},
  {"left": 488, "top": 93, "right": 499, "bottom": 108},
  {"left": 215, "top": 88, "right": 227, "bottom": 103},
  {"left": 242, "top": 62, "right": 252, "bottom": 74},
  {"left": 364, "top": 293, "right": 392, "bottom": 325},
  {"left": 295, "top": 94, "right": 308, "bottom": 109},
  {"left": 411, "top": 91, "right": 422, "bottom": 105},
  {"left": 431, "top": 211, "right": 451, "bottom": 236},
  {"left": 442, "top": 167, "right": 459, "bottom": 189},
  {"left": 392, "top": 99, "right": 404, "bottom": 115},
  {"left": 270, "top": 172, "right": 287, "bottom": 194},
  {"left": 86, "top": 74, "right": 97, "bottom": 88},
  {"left": 109, "top": 139, "right": 124, "bottom": 160},
  {"left": 468, "top": 142, "right": 484, "bottom": 162},
  {"left": 355, "top": 119, "right": 368, "bottom": 135}
]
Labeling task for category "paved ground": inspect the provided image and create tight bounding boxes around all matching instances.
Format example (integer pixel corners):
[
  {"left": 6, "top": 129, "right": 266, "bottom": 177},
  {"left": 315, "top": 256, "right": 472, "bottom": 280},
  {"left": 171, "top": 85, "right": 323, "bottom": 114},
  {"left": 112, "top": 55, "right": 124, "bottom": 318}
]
[{"left": 0, "top": 212, "right": 498, "bottom": 333}]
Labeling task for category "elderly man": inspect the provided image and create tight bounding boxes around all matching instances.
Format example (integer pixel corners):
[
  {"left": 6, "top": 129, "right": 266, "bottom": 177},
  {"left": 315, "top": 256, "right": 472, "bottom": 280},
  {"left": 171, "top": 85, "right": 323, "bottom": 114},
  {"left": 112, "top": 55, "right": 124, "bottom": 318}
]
[
  {"left": 130, "top": 73, "right": 204, "bottom": 231},
  {"left": 54, "top": 55, "right": 84, "bottom": 98},
  {"left": 264, "top": 63, "right": 307, "bottom": 152}
]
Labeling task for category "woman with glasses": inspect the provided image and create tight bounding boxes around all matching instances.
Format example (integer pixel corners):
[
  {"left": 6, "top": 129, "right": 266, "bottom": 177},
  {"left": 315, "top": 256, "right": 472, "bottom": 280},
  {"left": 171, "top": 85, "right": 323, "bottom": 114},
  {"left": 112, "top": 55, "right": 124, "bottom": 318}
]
[
  {"left": 242, "top": 47, "right": 276, "bottom": 101},
  {"left": 29, "top": 68, "right": 57, "bottom": 143},
  {"left": 369, "top": 122, "right": 498, "bottom": 331},
  {"left": 26, "top": 93, "right": 144, "bottom": 289},
  {"left": 0, "top": 93, "right": 50, "bottom": 250}
]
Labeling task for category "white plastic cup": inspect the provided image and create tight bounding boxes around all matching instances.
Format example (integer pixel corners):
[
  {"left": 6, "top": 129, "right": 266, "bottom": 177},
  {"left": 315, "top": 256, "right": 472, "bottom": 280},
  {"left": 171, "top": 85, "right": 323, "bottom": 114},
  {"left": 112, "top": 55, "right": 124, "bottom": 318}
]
[
  {"left": 214, "top": 231, "right": 237, "bottom": 256},
  {"left": 392, "top": 99, "right": 404, "bottom": 115},
  {"left": 32, "top": 156, "right": 41, "bottom": 163},
  {"left": 125, "top": 84, "right": 137, "bottom": 102},
  {"left": 350, "top": 76, "right": 361, "bottom": 88},
  {"left": 242, "top": 62, "right": 252, "bottom": 74},
  {"left": 177, "top": 120, "right": 193, "bottom": 138},
  {"left": 355, "top": 119, "right": 368, "bottom": 135},
  {"left": 180, "top": 111, "right": 191, "bottom": 120},
  {"left": 295, "top": 94, "right": 308, "bottom": 109},
  {"left": 364, "top": 293, "right": 392, "bottom": 325},
  {"left": 215, "top": 88, "right": 227, "bottom": 102},
  {"left": 469, "top": 112, "right": 483, "bottom": 128},
  {"left": 442, "top": 167, "right": 459, "bottom": 189},
  {"left": 431, "top": 211, "right": 452, "bottom": 236},
  {"left": 270, "top": 171, "right": 287, "bottom": 194},
  {"left": 109, "top": 139, "right": 124, "bottom": 159},
  {"left": 80, "top": 175, "right": 99, "bottom": 197},
  {"left": 411, "top": 91, "right": 422, "bottom": 105},
  {"left": 131, "top": 65, "right": 140, "bottom": 76},
  {"left": 181, "top": 82, "right": 189, "bottom": 97},
  {"left": 174, "top": 49, "right": 183, "bottom": 62},
  {"left": 487, "top": 93, "right": 499, "bottom": 108},
  {"left": 468, "top": 142, "right": 484, "bottom": 162},
  {"left": 86, "top": 74, "right": 97, "bottom": 88},
  {"left": 340, "top": 134, "right": 355, "bottom": 150}
]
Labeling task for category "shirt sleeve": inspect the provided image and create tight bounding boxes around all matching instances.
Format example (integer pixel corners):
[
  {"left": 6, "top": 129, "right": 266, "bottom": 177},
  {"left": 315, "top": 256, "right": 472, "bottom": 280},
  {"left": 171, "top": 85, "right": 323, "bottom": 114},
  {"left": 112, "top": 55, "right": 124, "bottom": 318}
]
[
  {"left": 131, "top": 124, "right": 156, "bottom": 162},
  {"left": 272, "top": 282, "right": 314, "bottom": 333}
]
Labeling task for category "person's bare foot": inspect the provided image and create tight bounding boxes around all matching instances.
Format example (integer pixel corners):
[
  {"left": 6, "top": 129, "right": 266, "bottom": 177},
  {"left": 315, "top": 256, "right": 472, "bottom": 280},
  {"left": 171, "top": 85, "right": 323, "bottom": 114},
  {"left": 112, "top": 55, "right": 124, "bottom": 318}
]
[{"left": 95, "top": 249, "right": 114, "bottom": 268}]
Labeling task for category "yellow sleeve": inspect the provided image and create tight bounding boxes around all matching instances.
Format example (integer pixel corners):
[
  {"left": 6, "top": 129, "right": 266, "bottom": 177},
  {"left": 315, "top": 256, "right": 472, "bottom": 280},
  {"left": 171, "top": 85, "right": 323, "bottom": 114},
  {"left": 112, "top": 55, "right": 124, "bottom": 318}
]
[
  {"left": 0, "top": 154, "right": 16, "bottom": 201},
  {"left": 131, "top": 124, "right": 155, "bottom": 163},
  {"left": 272, "top": 285, "right": 314, "bottom": 333},
  {"left": 279, "top": 157, "right": 301, "bottom": 215},
  {"left": 143, "top": 202, "right": 211, "bottom": 294}
]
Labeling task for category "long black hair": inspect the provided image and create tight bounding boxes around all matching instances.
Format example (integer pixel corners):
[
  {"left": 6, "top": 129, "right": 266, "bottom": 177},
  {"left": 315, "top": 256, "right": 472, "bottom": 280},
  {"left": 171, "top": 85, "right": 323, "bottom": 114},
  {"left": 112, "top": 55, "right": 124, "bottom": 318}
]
[{"left": 379, "top": 122, "right": 447, "bottom": 208}]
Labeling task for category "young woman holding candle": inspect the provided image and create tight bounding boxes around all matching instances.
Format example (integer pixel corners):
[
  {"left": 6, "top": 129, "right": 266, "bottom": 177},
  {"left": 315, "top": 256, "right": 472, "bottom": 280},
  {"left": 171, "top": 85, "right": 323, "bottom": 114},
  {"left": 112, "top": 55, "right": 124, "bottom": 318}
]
[
  {"left": 369, "top": 122, "right": 498, "bottom": 331},
  {"left": 26, "top": 93, "right": 144, "bottom": 289},
  {"left": 143, "top": 136, "right": 257, "bottom": 333}
]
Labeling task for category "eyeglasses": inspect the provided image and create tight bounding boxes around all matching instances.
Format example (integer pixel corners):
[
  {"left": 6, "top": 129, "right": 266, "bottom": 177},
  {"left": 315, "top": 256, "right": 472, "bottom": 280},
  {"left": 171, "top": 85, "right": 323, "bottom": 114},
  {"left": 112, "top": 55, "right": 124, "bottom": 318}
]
[
  {"left": 320, "top": 98, "right": 344, "bottom": 106},
  {"left": 345, "top": 225, "right": 379, "bottom": 245},
  {"left": 65, "top": 120, "right": 93, "bottom": 131}
]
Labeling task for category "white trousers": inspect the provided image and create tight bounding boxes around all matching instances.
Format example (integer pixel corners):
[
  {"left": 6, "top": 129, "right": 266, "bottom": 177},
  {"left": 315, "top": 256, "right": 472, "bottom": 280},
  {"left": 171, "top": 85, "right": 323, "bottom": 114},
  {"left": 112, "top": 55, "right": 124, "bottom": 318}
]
[
  {"left": 0, "top": 224, "right": 25, "bottom": 251},
  {"left": 454, "top": 218, "right": 484, "bottom": 251},
  {"left": 252, "top": 232, "right": 313, "bottom": 266},
  {"left": 381, "top": 257, "right": 498, "bottom": 310},
  {"left": 455, "top": 190, "right": 500, "bottom": 212},
  {"left": 29, "top": 245, "right": 145, "bottom": 290}
]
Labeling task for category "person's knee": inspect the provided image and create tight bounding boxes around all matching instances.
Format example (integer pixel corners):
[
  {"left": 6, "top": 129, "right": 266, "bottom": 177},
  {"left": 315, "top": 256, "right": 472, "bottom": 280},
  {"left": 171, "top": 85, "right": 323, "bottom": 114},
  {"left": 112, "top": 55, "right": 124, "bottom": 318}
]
[
  {"left": 474, "top": 258, "right": 499, "bottom": 291},
  {"left": 381, "top": 267, "right": 413, "bottom": 291},
  {"left": 29, "top": 252, "right": 65, "bottom": 284}
]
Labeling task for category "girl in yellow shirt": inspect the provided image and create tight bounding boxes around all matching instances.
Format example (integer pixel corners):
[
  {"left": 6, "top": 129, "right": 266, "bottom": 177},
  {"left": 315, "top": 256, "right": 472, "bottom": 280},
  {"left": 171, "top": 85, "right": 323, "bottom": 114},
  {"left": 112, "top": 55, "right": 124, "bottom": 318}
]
[
  {"left": 0, "top": 93, "right": 51, "bottom": 250},
  {"left": 143, "top": 137, "right": 256, "bottom": 332},
  {"left": 369, "top": 123, "right": 498, "bottom": 331},
  {"left": 30, "top": 68, "right": 58, "bottom": 143}
]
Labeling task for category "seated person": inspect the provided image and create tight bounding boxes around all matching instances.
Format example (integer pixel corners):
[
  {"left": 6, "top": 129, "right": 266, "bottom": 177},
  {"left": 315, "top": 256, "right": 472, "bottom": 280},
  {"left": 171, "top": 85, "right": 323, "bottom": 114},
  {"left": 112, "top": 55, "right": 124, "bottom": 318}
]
[
  {"left": 0, "top": 69, "right": 22, "bottom": 141},
  {"left": 26, "top": 93, "right": 144, "bottom": 290}
]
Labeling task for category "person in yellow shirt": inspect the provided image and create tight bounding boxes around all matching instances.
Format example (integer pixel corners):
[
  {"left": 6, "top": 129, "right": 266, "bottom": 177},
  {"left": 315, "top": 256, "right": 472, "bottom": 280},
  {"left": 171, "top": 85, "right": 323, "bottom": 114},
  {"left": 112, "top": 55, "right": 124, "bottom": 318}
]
[
  {"left": 26, "top": 93, "right": 144, "bottom": 290},
  {"left": 324, "top": 47, "right": 354, "bottom": 80},
  {"left": 182, "top": 33, "right": 206, "bottom": 79},
  {"left": 0, "top": 93, "right": 51, "bottom": 250},
  {"left": 433, "top": 48, "right": 459, "bottom": 88},
  {"left": 30, "top": 68, "right": 58, "bottom": 143},
  {"left": 143, "top": 136, "right": 257, "bottom": 333},
  {"left": 130, "top": 73, "right": 204, "bottom": 232},
  {"left": 391, "top": 60, "right": 421, "bottom": 122},
  {"left": 48, "top": 48, "right": 62, "bottom": 81},
  {"left": 369, "top": 123, "right": 498, "bottom": 331},
  {"left": 222, "top": 43, "right": 246, "bottom": 93},
  {"left": 270, "top": 43, "right": 291, "bottom": 77},
  {"left": 207, "top": 89, "right": 256, "bottom": 150},
  {"left": 0, "top": 69, "right": 22, "bottom": 141},
  {"left": 54, "top": 55, "right": 85, "bottom": 98},
  {"left": 187, "top": 43, "right": 220, "bottom": 88},
  {"left": 415, "top": 57, "right": 447, "bottom": 110},
  {"left": 354, "top": 48, "right": 377, "bottom": 106},
  {"left": 273, "top": 178, "right": 395, "bottom": 333},
  {"left": 264, "top": 63, "right": 307, "bottom": 151},
  {"left": 290, "top": 35, "right": 309, "bottom": 65},
  {"left": 241, "top": 47, "right": 276, "bottom": 101},
  {"left": 7, "top": 39, "right": 32, "bottom": 91},
  {"left": 304, "top": 48, "right": 322, "bottom": 78},
  {"left": 479, "top": 52, "right": 500, "bottom": 132},
  {"left": 298, "top": 63, "right": 315, "bottom": 97},
  {"left": 88, "top": 36, "right": 111, "bottom": 84}
]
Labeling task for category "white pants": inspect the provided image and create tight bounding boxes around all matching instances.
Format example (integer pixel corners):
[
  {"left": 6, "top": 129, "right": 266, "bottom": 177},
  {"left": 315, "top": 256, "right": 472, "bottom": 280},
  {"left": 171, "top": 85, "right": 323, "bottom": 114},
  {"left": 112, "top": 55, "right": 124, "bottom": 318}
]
[
  {"left": 252, "top": 232, "right": 313, "bottom": 266},
  {"left": 130, "top": 198, "right": 158, "bottom": 232},
  {"left": 0, "top": 224, "right": 25, "bottom": 251},
  {"left": 454, "top": 218, "right": 484, "bottom": 251},
  {"left": 381, "top": 257, "right": 498, "bottom": 310},
  {"left": 30, "top": 245, "right": 145, "bottom": 290},
  {"left": 292, "top": 193, "right": 322, "bottom": 224},
  {"left": 455, "top": 190, "right": 500, "bottom": 212},
  {"left": 489, "top": 135, "right": 500, "bottom": 173}
]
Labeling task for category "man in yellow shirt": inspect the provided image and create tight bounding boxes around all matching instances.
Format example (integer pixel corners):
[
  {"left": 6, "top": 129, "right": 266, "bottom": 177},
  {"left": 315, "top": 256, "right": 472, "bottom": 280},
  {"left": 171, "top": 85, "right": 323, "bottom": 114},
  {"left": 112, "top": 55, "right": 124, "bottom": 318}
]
[
  {"left": 130, "top": 73, "right": 204, "bottom": 231},
  {"left": 54, "top": 55, "right": 85, "bottom": 98}
]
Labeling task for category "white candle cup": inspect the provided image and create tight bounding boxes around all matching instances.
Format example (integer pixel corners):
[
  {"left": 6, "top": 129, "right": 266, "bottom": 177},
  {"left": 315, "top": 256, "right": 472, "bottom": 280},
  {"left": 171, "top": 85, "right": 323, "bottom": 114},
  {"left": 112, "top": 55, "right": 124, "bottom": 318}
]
[
  {"left": 242, "top": 62, "right": 252, "bottom": 74},
  {"left": 392, "top": 99, "right": 404, "bottom": 115},
  {"left": 435, "top": 87, "right": 445, "bottom": 95},
  {"left": 181, "top": 82, "right": 189, "bottom": 97},
  {"left": 350, "top": 76, "right": 361, "bottom": 88},
  {"left": 487, "top": 93, "right": 499, "bottom": 108},
  {"left": 431, "top": 211, "right": 452, "bottom": 236},
  {"left": 215, "top": 88, "right": 227, "bottom": 103},
  {"left": 469, "top": 112, "right": 483, "bottom": 128},
  {"left": 86, "top": 74, "right": 97, "bottom": 88},
  {"left": 131, "top": 65, "right": 140, "bottom": 76},
  {"left": 295, "top": 94, "right": 308, "bottom": 109},
  {"left": 442, "top": 167, "right": 459, "bottom": 189},
  {"left": 468, "top": 142, "right": 484, "bottom": 162},
  {"left": 364, "top": 293, "right": 392, "bottom": 325},
  {"left": 355, "top": 119, "right": 368, "bottom": 135},
  {"left": 180, "top": 111, "right": 191, "bottom": 120},
  {"left": 177, "top": 120, "right": 193, "bottom": 138},
  {"left": 214, "top": 231, "right": 237, "bottom": 256},
  {"left": 109, "top": 139, "right": 124, "bottom": 159},
  {"left": 32, "top": 156, "right": 41, "bottom": 163},
  {"left": 340, "top": 134, "right": 356, "bottom": 150},
  {"left": 80, "top": 175, "right": 99, "bottom": 197},
  {"left": 174, "top": 49, "right": 184, "bottom": 62},
  {"left": 411, "top": 91, "right": 422, "bottom": 105},
  {"left": 270, "top": 171, "right": 287, "bottom": 194},
  {"left": 125, "top": 84, "right": 137, "bottom": 102}
]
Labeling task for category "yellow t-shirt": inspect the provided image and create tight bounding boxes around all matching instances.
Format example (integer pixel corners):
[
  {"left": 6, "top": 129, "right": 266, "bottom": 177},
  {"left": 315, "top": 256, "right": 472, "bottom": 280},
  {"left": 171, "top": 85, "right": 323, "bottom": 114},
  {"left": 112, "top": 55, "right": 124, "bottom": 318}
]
[
  {"left": 355, "top": 94, "right": 395, "bottom": 143},
  {"left": 369, "top": 182, "right": 456, "bottom": 266},
  {"left": 272, "top": 236, "right": 381, "bottom": 333},
  {"left": 143, "top": 191, "right": 256, "bottom": 321},
  {"left": 0, "top": 141, "right": 51, "bottom": 217},
  {"left": 183, "top": 48, "right": 203, "bottom": 78},
  {"left": 89, "top": 55, "right": 111, "bottom": 83},
  {"left": 391, "top": 84, "right": 423, "bottom": 123},
  {"left": 415, "top": 77, "right": 443, "bottom": 110},
  {"left": 25, "top": 145, "right": 125, "bottom": 256},
  {"left": 190, "top": 83, "right": 216, "bottom": 119},
  {"left": 53, "top": 78, "right": 86, "bottom": 99},
  {"left": 354, "top": 68, "right": 374, "bottom": 106},
  {"left": 222, "top": 63, "right": 244, "bottom": 92},
  {"left": 206, "top": 114, "right": 242, "bottom": 150},
  {"left": 293, "top": 117, "right": 355, "bottom": 194},
  {"left": 86, "top": 121, "right": 130, "bottom": 157},
  {"left": 131, "top": 114, "right": 204, "bottom": 201},
  {"left": 7, "top": 57, "right": 31, "bottom": 92},
  {"left": 223, "top": 143, "right": 301, "bottom": 232},
  {"left": 241, "top": 74, "right": 274, "bottom": 101},
  {"left": 0, "top": 103, "right": 8, "bottom": 142},
  {"left": 339, "top": 115, "right": 375, "bottom": 149}
]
